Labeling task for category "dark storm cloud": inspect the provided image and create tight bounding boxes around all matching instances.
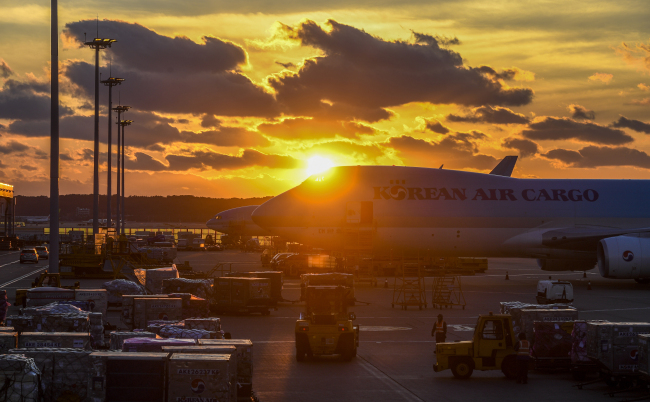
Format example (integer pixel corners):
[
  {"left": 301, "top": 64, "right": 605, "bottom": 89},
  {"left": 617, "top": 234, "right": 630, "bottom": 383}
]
[
  {"left": 387, "top": 132, "right": 498, "bottom": 170},
  {"left": 542, "top": 145, "right": 650, "bottom": 169},
  {"left": 275, "top": 61, "right": 296, "bottom": 69},
  {"left": 0, "top": 79, "right": 73, "bottom": 121},
  {"left": 165, "top": 149, "right": 302, "bottom": 171},
  {"left": 125, "top": 152, "right": 168, "bottom": 171},
  {"left": 412, "top": 32, "right": 460, "bottom": 46},
  {"left": 568, "top": 104, "right": 595, "bottom": 120},
  {"left": 477, "top": 66, "right": 533, "bottom": 81},
  {"left": 268, "top": 20, "right": 533, "bottom": 122},
  {"left": 521, "top": 117, "right": 633, "bottom": 145},
  {"left": 64, "top": 20, "right": 246, "bottom": 74},
  {"left": 502, "top": 137, "right": 539, "bottom": 157},
  {"left": 0, "top": 140, "right": 30, "bottom": 154},
  {"left": 612, "top": 116, "right": 650, "bottom": 134},
  {"left": 62, "top": 20, "right": 279, "bottom": 118},
  {"left": 258, "top": 117, "right": 379, "bottom": 140},
  {"left": 424, "top": 119, "right": 450, "bottom": 134},
  {"left": 19, "top": 165, "right": 38, "bottom": 171},
  {"left": 200, "top": 114, "right": 221, "bottom": 128},
  {"left": 0, "top": 59, "right": 13, "bottom": 78},
  {"left": 146, "top": 144, "right": 166, "bottom": 152},
  {"left": 446, "top": 106, "right": 529, "bottom": 124}
]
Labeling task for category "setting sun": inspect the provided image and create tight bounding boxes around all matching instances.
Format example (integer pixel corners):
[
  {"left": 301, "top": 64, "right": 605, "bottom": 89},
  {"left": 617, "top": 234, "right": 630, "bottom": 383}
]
[{"left": 306, "top": 156, "right": 335, "bottom": 176}]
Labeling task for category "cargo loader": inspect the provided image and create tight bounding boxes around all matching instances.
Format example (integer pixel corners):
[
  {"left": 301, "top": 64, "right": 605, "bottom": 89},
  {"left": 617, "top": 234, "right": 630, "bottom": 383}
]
[{"left": 295, "top": 285, "right": 359, "bottom": 361}]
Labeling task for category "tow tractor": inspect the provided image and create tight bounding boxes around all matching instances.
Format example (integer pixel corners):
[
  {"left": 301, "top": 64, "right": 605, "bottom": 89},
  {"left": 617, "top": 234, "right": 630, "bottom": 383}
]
[
  {"left": 15, "top": 271, "right": 80, "bottom": 307},
  {"left": 295, "top": 286, "right": 359, "bottom": 361},
  {"left": 434, "top": 312, "right": 519, "bottom": 379}
]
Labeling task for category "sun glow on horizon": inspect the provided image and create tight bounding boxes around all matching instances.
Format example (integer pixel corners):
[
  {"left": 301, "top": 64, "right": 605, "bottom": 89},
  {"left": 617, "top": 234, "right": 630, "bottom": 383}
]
[{"left": 306, "top": 156, "right": 335, "bottom": 177}]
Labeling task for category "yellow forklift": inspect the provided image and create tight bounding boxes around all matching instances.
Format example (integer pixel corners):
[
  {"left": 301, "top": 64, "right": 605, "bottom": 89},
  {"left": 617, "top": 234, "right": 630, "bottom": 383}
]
[
  {"left": 15, "top": 271, "right": 80, "bottom": 307},
  {"left": 433, "top": 312, "right": 519, "bottom": 379},
  {"left": 295, "top": 286, "right": 359, "bottom": 361}
]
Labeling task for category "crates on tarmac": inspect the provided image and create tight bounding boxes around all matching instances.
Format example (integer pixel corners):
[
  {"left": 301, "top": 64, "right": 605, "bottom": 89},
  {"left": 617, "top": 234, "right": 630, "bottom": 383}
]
[
  {"left": 0, "top": 354, "right": 40, "bottom": 402},
  {"left": 167, "top": 354, "right": 232, "bottom": 402},
  {"left": 228, "top": 271, "right": 284, "bottom": 304},
  {"left": 121, "top": 294, "right": 169, "bottom": 329},
  {"left": 122, "top": 337, "right": 196, "bottom": 352},
  {"left": 532, "top": 321, "right": 574, "bottom": 368},
  {"left": 163, "top": 277, "right": 213, "bottom": 299},
  {"left": 200, "top": 339, "right": 253, "bottom": 393},
  {"left": 8, "top": 348, "right": 92, "bottom": 402},
  {"left": 25, "top": 287, "right": 75, "bottom": 307},
  {"left": 133, "top": 298, "right": 182, "bottom": 329},
  {"left": 586, "top": 321, "right": 650, "bottom": 375},
  {"left": 109, "top": 331, "right": 157, "bottom": 350},
  {"left": 519, "top": 308, "right": 579, "bottom": 342},
  {"left": 134, "top": 266, "right": 179, "bottom": 294},
  {"left": 74, "top": 289, "right": 108, "bottom": 316},
  {"left": 19, "top": 332, "right": 92, "bottom": 350},
  {"left": 184, "top": 317, "right": 221, "bottom": 332},
  {"left": 639, "top": 334, "right": 650, "bottom": 375},
  {"left": 0, "top": 332, "right": 17, "bottom": 353},
  {"left": 4, "top": 316, "right": 34, "bottom": 332},
  {"left": 89, "top": 352, "right": 168, "bottom": 402},
  {"left": 300, "top": 273, "right": 355, "bottom": 305}
]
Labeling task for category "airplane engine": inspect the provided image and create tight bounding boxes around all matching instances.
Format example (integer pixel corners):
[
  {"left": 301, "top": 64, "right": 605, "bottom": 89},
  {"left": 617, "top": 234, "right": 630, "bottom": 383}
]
[
  {"left": 537, "top": 258, "right": 596, "bottom": 271},
  {"left": 598, "top": 236, "right": 650, "bottom": 280}
]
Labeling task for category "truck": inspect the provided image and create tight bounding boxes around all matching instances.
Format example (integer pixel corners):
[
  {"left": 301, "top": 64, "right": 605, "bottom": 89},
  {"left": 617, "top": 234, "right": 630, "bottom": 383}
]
[
  {"left": 295, "top": 286, "right": 359, "bottom": 361},
  {"left": 434, "top": 312, "right": 519, "bottom": 379},
  {"left": 536, "top": 280, "right": 573, "bottom": 304}
]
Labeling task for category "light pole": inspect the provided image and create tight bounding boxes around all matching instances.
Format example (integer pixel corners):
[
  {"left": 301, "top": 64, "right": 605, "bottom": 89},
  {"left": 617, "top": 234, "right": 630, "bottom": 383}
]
[
  {"left": 50, "top": 0, "right": 59, "bottom": 272},
  {"left": 84, "top": 37, "right": 115, "bottom": 236},
  {"left": 112, "top": 105, "right": 130, "bottom": 234},
  {"left": 101, "top": 76, "right": 124, "bottom": 230},
  {"left": 119, "top": 119, "right": 132, "bottom": 235}
]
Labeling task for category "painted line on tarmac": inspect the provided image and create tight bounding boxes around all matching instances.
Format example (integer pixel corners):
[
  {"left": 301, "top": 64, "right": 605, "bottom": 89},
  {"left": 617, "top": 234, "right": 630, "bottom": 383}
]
[
  {"left": 357, "top": 356, "right": 425, "bottom": 402},
  {"left": 0, "top": 260, "right": 20, "bottom": 269},
  {"left": 0, "top": 265, "right": 48, "bottom": 288}
]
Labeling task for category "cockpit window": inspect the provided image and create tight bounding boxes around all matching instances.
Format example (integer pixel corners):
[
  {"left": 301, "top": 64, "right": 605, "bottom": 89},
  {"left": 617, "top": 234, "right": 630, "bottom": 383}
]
[{"left": 214, "top": 216, "right": 221, "bottom": 220}]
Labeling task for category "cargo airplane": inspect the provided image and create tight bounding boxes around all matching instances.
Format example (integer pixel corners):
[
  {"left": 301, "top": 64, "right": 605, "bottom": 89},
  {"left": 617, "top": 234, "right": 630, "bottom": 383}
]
[
  {"left": 251, "top": 163, "right": 650, "bottom": 283},
  {"left": 206, "top": 205, "right": 271, "bottom": 236}
]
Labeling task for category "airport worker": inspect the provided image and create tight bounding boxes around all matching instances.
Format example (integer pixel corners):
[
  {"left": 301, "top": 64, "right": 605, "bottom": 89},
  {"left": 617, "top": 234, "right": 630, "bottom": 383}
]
[
  {"left": 514, "top": 332, "right": 530, "bottom": 384},
  {"left": 431, "top": 314, "right": 447, "bottom": 344}
]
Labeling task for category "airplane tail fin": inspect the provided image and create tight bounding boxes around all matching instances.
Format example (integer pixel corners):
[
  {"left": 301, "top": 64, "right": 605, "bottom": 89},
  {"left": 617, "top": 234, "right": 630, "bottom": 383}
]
[{"left": 489, "top": 156, "right": 518, "bottom": 177}]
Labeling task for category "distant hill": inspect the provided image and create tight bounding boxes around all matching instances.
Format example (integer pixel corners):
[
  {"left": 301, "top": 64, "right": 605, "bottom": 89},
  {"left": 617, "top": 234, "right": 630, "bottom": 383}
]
[{"left": 15, "top": 194, "right": 273, "bottom": 222}]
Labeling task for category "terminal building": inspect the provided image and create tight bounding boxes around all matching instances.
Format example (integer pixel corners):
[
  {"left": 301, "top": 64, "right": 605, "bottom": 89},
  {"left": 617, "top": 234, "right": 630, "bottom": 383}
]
[{"left": 0, "top": 182, "right": 15, "bottom": 240}]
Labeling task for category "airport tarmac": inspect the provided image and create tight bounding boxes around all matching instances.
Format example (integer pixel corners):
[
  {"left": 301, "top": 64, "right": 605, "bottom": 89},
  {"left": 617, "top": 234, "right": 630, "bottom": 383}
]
[{"left": 1, "top": 250, "right": 649, "bottom": 401}]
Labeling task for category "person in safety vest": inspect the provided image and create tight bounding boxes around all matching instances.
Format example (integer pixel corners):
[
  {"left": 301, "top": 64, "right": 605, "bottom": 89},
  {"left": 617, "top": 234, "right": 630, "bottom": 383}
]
[
  {"left": 514, "top": 332, "right": 530, "bottom": 384},
  {"left": 431, "top": 314, "right": 447, "bottom": 345}
]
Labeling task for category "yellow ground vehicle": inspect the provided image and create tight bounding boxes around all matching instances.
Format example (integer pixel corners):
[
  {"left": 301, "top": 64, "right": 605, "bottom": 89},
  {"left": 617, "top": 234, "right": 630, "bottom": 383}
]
[
  {"left": 433, "top": 313, "right": 519, "bottom": 379},
  {"left": 15, "top": 272, "right": 80, "bottom": 307},
  {"left": 295, "top": 286, "right": 359, "bottom": 361}
]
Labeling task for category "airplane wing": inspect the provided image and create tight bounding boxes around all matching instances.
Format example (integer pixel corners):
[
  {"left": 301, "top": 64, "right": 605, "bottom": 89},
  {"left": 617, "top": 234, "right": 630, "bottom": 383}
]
[
  {"left": 542, "top": 226, "right": 650, "bottom": 251},
  {"left": 489, "top": 156, "right": 518, "bottom": 177}
]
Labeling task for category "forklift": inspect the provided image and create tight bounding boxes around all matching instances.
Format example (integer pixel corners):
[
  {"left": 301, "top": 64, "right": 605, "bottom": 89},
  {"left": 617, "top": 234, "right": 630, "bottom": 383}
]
[
  {"left": 295, "top": 286, "right": 359, "bottom": 361},
  {"left": 15, "top": 271, "right": 80, "bottom": 307},
  {"left": 434, "top": 312, "right": 520, "bottom": 379}
]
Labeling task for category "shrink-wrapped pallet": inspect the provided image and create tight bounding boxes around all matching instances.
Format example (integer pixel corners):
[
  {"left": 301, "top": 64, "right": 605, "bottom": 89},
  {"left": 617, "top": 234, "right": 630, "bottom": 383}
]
[
  {"left": 102, "top": 279, "right": 146, "bottom": 304},
  {"left": 37, "top": 313, "right": 90, "bottom": 333},
  {"left": 639, "top": 334, "right": 650, "bottom": 375},
  {"left": 586, "top": 322, "right": 650, "bottom": 374},
  {"left": 134, "top": 267, "right": 179, "bottom": 294},
  {"left": 0, "top": 332, "right": 17, "bottom": 353},
  {"left": 200, "top": 339, "right": 253, "bottom": 387},
  {"left": 122, "top": 337, "right": 196, "bottom": 352},
  {"left": 0, "top": 354, "right": 40, "bottom": 402},
  {"left": 22, "top": 302, "right": 88, "bottom": 316},
  {"left": 532, "top": 321, "right": 574, "bottom": 358},
  {"left": 121, "top": 294, "right": 169, "bottom": 329},
  {"left": 8, "top": 348, "right": 91, "bottom": 402},
  {"left": 185, "top": 317, "right": 221, "bottom": 332},
  {"left": 110, "top": 331, "right": 156, "bottom": 350},
  {"left": 133, "top": 298, "right": 182, "bottom": 329},
  {"left": 25, "top": 287, "right": 75, "bottom": 307},
  {"left": 19, "top": 332, "right": 92, "bottom": 350},
  {"left": 146, "top": 320, "right": 184, "bottom": 335},
  {"left": 163, "top": 278, "right": 213, "bottom": 299},
  {"left": 519, "top": 308, "right": 578, "bottom": 342},
  {"left": 75, "top": 289, "right": 108, "bottom": 315},
  {"left": 167, "top": 354, "right": 231, "bottom": 402},
  {"left": 159, "top": 326, "right": 215, "bottom": 340},
  {"left": 571, "top": 321, "right": 589, "bottom": 363},
  {"left": 162, "top": 345, "right": 237, "bottom": 402},
  {"left": 500, "top": 301, "right": 575, "bottom": 335},
  {"left": 4, "top": 316, "right": 34, "bottom": 332},
  {"left": 89, "top": 312, "right": 105, "bottom": 348},
  {"left": 216, "top": 277, "right": 271, "bottom": 307}
]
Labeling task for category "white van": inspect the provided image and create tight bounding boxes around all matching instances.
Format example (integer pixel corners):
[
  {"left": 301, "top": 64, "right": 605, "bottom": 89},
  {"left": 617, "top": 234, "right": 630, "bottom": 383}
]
[{"left": 536, "top": 280, "right": 574, "bottom": 304}]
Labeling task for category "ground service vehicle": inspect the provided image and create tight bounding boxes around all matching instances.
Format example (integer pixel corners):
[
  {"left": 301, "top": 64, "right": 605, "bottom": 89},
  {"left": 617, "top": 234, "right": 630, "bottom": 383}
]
[
  {"left": 15, "top": 272, "right": 80, "bottom": 307},
  {"left": 536, "top": 280, "right": 573, "bottom": 304},
  {"left": 434, "top": 313, "right": 519, "bottom": 379},
  {"left": 20, "top": 248, "right": 38, "bottom": 264},
  {"left": 35, "top": 246, "right": 49, "bottom": 260},
  {"left": 295, "top": 286, "right": 359, "bottom": 361}
]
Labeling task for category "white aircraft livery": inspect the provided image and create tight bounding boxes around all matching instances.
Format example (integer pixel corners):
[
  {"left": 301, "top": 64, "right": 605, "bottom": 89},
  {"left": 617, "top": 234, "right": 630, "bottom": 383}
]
[
  {"left": 206, "top": 205, "right": 271, "bottom": 236},
  {"left": 251, "top": 165, "right": 650, "bottom": 282}
]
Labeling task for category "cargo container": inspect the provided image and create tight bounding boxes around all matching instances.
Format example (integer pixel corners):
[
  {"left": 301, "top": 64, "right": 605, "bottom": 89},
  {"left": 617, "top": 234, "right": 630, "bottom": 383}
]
[
  {"left": 121, "top": 294, "right": 169, "bottom": 329},
  {"left": 532, "top": 321, "right": 574, "bottom": 369},
  {"left": 162, "top": 346, "right": 237, "bottom": 402},
  {"left": 213, "top": 277, "right": 271, "bottom": 315},
  {"left": 109, "top": 331, "right": 157, "bottom": 350},
  {"left": 639, "top": 333, "right": 649, "bottom": 375},
  {"left": 8, "top": 348, "right": 91, "bottom": 402},
  {"left": 19, "top": 332, "right": 91, "bottom": 350},
  {"left": 89, "top": 352, "right": 168, "bottom": 402},
  {"left": 25, "top": 287, "right": 74, "bottom": 307},
  {"left": 167, "top": 354, "right": 231, "bottom": 402},
  {"left": 122, "top": 337, "right": 196, "bottom": 352},
  {"left": 586, "top": 322, "right": 650, "bottom": 377},
  {"left": 132, "top": 298, "right": 182, "bottom": 329},
  {"left": 0, "top": 332, "right": 17, "bottom": 353},
  {"left": 519, "top": 308, "right": 579, "bottom": 342},
  {"left": 134, "top": 267, "right": 179, "bottom": 294},
  {"left": 228, "top": 271, "right": 284, "bottom": 304},
  {"left": 300, "top": 273, "right": 355, "bottom": 305},
  {"left": 200, "top": 339, "right": 253, "bottom": 396},
  {"left": 74, "top": 289, "right": 108, "bottom": 315}
]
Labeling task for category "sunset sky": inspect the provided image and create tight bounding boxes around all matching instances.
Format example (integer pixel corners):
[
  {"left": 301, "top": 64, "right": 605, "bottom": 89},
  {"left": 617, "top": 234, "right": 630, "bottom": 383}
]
[{"left": 1, "top": 0, "right": 650, "bottom": 197}]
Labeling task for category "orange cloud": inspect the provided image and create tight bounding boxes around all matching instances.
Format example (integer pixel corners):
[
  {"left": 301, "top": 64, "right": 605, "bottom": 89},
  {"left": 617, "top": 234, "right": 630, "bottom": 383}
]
[{"left": 588, "top": 73, "right": 613, "bottom": 84}]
